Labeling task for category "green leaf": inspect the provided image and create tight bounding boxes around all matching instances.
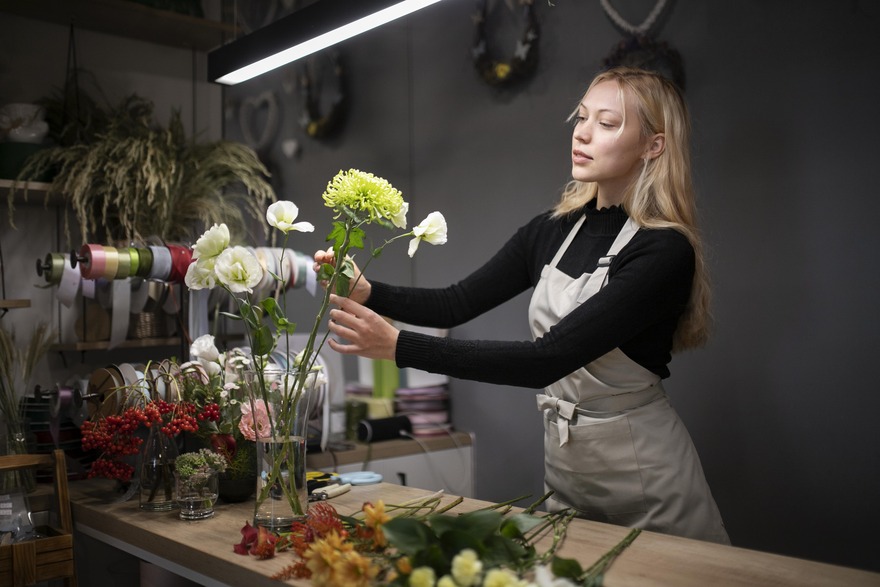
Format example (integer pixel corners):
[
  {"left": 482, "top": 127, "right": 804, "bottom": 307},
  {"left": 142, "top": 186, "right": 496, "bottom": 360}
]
[
  {"left": 219, "top": 311, "right": 243, "bottom": 322},
  {"left": 347, "top": 225, "right": 366, "bottom": 250},
  {"left": 382, "top": 518, "right": 436, "bottom": 557},
  {"left": 260, "top": 298, "right": 296, "bottom": 334},
  {"left": 252, "top": 325, "right": 274, "bottom": 356},
  {"left": 499, "top": 513, "right": 543, "bottom": 539},
  {"left": 327, "top": 221, "right": 348, "bottom": 251},
  {"left": 317, "top": 263, "right": 335, "bottom": 282},
  {"left": 551, "top": 556, "right": 584, "bottom": 579}
]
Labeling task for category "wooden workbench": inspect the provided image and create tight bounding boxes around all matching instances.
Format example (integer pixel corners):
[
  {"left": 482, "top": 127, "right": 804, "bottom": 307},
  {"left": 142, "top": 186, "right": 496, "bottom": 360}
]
[{"left": 66, "top": 479, "right": 880, "bottom": 587}]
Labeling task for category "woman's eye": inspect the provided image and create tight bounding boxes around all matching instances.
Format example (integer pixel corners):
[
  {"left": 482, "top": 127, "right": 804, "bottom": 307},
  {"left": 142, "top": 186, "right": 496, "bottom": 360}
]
[
  {"left": 572, "top": 115, "right": 586, "bottom": 125},
  {"left": 599, "top": 121, "right": 616, "bottom": 129}
]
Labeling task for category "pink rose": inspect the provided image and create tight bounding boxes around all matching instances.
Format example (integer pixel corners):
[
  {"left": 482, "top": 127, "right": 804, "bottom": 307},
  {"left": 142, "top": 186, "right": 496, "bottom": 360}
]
[{"left": 238, "top": 399, "right": 273, "bottom": 441}]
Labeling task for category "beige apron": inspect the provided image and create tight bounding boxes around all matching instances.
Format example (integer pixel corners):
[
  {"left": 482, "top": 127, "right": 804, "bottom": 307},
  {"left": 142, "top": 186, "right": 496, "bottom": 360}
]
[{"left": 528, "top": 215, "right": 730, "bottom": 544}]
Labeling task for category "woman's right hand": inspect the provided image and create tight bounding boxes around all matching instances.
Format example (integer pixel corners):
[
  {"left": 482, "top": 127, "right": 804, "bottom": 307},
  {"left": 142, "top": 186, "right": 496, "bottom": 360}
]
[{"left": 313, "top": 247, "right": 372, "bottom": 304}]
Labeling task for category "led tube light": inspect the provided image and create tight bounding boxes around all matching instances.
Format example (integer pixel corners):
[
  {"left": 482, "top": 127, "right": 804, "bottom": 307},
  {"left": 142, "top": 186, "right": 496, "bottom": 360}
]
[{"left": 209, "top": 0, "right": 446, "bottom": 85}]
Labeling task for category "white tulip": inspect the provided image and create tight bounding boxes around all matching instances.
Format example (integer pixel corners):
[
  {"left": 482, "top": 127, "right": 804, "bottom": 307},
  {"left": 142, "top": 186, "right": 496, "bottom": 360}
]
[
  {"left": 184, "top": 257, "right": 216, "bottom": 290},
  {"left": 192, "top": 223, "right": 229, "bottom": 260},
  {"left": 214, "top": 246, "right": 263, "bottom": 293},
  {"left": 408, "top": 211, "right": 448, "bottom": 257},
  {"left": 267, "top": 201, "right": 315, "bottom": 234}
]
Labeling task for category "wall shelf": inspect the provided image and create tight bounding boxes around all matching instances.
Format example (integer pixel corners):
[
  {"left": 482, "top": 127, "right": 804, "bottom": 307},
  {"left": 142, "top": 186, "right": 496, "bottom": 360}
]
[
  {"left": 0, "top": 179, "right": 62, "bottom": 206},
  {"left": 0, "top": 299, "right": 31, "bottom": 309},
  {"left": 0, "top": 0, "right": 237, "bottom": 52},
  {"left": 50, "top": 337, "right": 181, "bottom": 352}
]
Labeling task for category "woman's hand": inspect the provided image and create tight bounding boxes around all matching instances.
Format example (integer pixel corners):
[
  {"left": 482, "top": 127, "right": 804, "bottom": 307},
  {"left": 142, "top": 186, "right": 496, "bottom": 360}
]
[
  {"left": 326, "top": 294, "right": 398, "bottom": 361},
  {"left": 313, "top": 247, "right": 372, "bottom": 304}
]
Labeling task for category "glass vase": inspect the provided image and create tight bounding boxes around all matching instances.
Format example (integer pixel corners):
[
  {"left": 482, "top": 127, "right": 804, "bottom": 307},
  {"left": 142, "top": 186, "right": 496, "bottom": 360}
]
[
  {"left": 242, "top": 367, "right": 317, "bottom": 531},
  {"left": 175, "top": 469, "right": 219, "bottom": 520},
  {"left": 139, "top": 425, "right": 178, "bottom": 511}
]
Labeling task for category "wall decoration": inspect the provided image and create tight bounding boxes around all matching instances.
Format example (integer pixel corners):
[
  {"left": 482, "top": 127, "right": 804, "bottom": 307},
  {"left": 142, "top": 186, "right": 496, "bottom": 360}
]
[
  {"left": 599, "top": 0, "right": 685, "bottom": 90},
  {"left": 238, "top": 91, "right": 280, "bottom": 152},
  {"left": 298, "top": 51, "right": 347, "bottom": 139},
  {"left": 472, "top": 0, "right": 540, "bottom": 88}
]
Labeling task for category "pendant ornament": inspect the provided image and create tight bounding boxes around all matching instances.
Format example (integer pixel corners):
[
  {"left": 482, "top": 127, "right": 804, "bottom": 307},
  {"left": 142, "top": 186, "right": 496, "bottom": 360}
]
[{"left": 472, "top": 0, "right": 539, "bottom": 87}]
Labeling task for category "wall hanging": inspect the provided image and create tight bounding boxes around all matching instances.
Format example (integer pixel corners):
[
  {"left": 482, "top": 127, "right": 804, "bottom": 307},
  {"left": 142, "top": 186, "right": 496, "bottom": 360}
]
[{"left": 472, "top": 0, "right": 540, "bottom": 88}]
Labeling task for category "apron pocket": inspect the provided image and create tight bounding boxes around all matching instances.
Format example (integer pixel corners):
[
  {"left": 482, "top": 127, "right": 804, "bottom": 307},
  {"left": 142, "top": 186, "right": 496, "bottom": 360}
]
[{"left": 543, "top": 413, "right": 647, "bottom": 516}]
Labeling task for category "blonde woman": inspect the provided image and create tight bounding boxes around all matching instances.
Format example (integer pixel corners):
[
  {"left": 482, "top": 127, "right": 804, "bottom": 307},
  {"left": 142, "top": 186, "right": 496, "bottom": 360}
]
[{"left": 318, "top": 67, "right": 729, "bottom": 544}]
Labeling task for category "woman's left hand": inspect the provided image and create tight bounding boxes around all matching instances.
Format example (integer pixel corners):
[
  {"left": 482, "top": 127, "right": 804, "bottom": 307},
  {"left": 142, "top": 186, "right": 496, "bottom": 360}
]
[{"left": 326, "top": 294, "right": 399, "bottom": 361}]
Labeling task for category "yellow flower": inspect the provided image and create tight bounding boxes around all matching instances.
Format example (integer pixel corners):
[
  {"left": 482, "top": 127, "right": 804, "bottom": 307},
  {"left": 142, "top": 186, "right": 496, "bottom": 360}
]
[
  {"left": 332, "top": 550, "right": 379, "bottom": 587},
  {"left": 304, "top": 531, "right": 352, "bottom": 584},
  {"left": 451, "top": 548, "right": 483, "bottom": 586},
  {"left": 409, "top": 566, "right": 437, "bottom": 587},
  {"left": 364, "top": 500, "right": 391, "bottom": 547},
  {"left": 482, "top": 568, "right": 526, "bottom": 587},
  {"left": 322, "top": 168, "right": 406, "bottom": 226},
  {"left": 437, "top": 575, "right": 458, "bottom": 587},
  {"left": 397, "top": 556, "right": 413, "bottom": 575}
]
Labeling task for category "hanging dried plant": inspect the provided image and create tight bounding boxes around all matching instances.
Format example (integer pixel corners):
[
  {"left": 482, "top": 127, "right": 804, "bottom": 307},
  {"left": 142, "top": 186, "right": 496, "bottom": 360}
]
[{"left": 9, "top": 94, "right": 276, "bottom": 246}]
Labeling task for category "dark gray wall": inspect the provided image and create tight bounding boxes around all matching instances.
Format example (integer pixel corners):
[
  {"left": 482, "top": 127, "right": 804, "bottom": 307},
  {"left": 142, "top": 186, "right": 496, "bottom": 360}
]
[{"left": 222, "top": 0, "right": 880, "bottom": 572}]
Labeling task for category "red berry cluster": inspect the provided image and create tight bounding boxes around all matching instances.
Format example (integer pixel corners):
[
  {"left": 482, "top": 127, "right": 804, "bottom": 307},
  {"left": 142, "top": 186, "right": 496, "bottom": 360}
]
[
  {"left": 197, "top": 402, "right": 222, "bottom": 423},
  {"left": 81, "top": 400, "right": 201, "bottom": 483}
]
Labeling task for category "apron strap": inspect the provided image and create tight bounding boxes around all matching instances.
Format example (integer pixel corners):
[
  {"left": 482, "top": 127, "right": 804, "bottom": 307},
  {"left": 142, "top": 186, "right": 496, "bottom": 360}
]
[
  {"left": 537, "top": 383, "right": 665, "bottom": 447},
  {"left": 576, "top": 217, "right": 640, "bottom": 303}
]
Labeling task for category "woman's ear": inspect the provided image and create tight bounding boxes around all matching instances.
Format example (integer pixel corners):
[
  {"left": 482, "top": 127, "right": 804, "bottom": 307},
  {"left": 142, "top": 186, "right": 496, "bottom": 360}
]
[{"left": 645, "top": 133, "right": 666, "bottom": 160}]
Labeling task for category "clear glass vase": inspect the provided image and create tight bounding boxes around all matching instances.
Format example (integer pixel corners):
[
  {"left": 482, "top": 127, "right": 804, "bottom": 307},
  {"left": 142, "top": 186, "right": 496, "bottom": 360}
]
[
  {"left": 242, "top": 367, "right": 316, "bottom": 531},
  {"left": 139, "top": 425, "right": 178, "bottom": 511},
  {"left": 175, "top": 469, "right": 219, "bottom": 520}
]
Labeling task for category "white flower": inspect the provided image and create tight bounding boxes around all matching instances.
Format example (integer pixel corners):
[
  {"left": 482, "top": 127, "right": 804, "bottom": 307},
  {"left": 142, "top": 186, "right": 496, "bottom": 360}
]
[
  {"left": 532, "top": 566, "right": 577, "bottom": 587},
  {"left": 451, "top": 548, "right": 482, "bottom": 586},
  {"left": 437, "top": 576, "right": 457, "bottom": 587},
  {"left": 483, "top": 568, "right": 527, "bottom": 587},
  {"left": 214, "top": 246, "right": 263, "bottom": 293},
  {"left": 192, "top": 223, "right": 229, "bottom": 260},
  {"left": 392, "top": 201, "right": 409, "bottom": 229},
  {"left": 191, "top": 334, "right": 220, "bottom": 362},
  {"left": 184, "top": 257, "right": 217, "bottom": 290},
  {"left": 409, "top": 566, "right": 436, "bottom": 587},
  {"left": 197, "top": 357, "right": 222, "bottom": 377},
  {"left": 408, "top": 211, "right": 448, "bottom": 257},
  {"left": 266, "top": 201, "right": 315, "bottom": 234}
]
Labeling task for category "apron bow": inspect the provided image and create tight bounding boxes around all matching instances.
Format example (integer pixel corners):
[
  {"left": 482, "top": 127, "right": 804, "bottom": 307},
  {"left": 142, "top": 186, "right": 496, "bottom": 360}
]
[{"left": 536, "top": 394, "right": 576, "bottom": 447}]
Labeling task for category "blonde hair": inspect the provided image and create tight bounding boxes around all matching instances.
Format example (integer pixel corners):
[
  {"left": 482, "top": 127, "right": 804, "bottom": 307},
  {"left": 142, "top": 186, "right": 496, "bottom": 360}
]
[{"left": 554, "top": 67, "right": 710, "bottom": 350}]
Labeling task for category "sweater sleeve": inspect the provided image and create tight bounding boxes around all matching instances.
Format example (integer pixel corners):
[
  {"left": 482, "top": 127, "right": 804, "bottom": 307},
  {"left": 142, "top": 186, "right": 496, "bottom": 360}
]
[
  {"left": 390, "top": 228, "right": 695, "bottom": 388},
  {"left": 365, "top": 214, "right": 551, "bottom": 328}
]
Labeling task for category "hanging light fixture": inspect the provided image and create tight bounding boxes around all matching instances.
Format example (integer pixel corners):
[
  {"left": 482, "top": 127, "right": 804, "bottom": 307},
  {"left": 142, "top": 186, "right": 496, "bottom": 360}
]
[{"left": 209, "top": 0, "right": 447, "bottom": 85}]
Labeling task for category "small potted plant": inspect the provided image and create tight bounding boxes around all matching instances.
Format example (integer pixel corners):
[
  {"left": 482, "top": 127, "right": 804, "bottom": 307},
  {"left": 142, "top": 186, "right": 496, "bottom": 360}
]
[{"left": 174, "top": 448, "right": 227, "bottom": 520}]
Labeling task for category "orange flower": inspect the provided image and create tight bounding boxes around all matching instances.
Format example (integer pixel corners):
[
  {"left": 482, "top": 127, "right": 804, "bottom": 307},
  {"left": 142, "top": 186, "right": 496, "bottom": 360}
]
[
  {"left": 363, "top": 500, "right": 391, "bottom": 547},
  {"left": 332, "top": 550, "right": 380, "bottom": 587},
  {"left": 304, "top": 531, "right": 352, "bottom": 585}
]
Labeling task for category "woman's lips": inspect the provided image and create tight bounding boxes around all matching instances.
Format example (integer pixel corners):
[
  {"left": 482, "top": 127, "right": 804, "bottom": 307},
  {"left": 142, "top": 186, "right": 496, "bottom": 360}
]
[{"left": 572, "top": 150, "right": 591, "bottom": 164}]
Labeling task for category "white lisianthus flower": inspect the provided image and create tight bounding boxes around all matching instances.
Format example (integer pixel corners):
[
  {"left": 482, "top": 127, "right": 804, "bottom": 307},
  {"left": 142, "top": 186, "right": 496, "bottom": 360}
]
[
  {"left": 436, "top": 576, "right": 457, "bottom": 587},
  {"left": 408, "top": 211, "right": 448, "bottom": 257},
  {"left": 266, "top": 201, "right": 315, "bottom": 234},
  {"left": 451, "top": 548, "right": 483, "bottom": 586},
  {"left": 533, "top": 566, "right": 578, "bottom": 587},
  {"left": 214, "top": 246, "right": 263, "bottom": 293},
  {"left": 197, "top": 357, "right": 222, "bottom": 377},
  {"left": 391, "top": 201, "right": 409, "bottom": 229},
  {"left": 191, "top": 334, "right": 220, "bottom": 362},
  {"left": 192, "top": 223, "right": 229, "bottom": 260},
  {"left": 184, "top": 257, "right": 217, "bottom": 290},
  {"left": 408, "top": 566, "right": 436, "bottom": 587}
]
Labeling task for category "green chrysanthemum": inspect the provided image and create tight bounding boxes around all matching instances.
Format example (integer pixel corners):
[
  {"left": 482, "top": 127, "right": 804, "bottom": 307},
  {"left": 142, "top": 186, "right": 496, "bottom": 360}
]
[{"left": 322, "top": 168, "right": 406, "bottom": 227}]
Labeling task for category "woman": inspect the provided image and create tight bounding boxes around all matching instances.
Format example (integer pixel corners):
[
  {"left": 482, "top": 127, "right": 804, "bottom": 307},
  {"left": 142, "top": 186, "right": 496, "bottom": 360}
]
[{"left": 317, "top": 67, "right": 730, "bottom": 544}]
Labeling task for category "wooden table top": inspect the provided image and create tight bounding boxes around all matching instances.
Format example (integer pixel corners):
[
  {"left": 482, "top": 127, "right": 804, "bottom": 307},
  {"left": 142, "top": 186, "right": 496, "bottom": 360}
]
[{"left": 68, "top": 479, "right": 880, "bottom": 587}]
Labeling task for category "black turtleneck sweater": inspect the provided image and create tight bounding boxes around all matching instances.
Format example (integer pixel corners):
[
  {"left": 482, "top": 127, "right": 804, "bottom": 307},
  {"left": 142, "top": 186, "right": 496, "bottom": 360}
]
[{"left": 365, "top": 202, "right": 695, "bottom": 389}]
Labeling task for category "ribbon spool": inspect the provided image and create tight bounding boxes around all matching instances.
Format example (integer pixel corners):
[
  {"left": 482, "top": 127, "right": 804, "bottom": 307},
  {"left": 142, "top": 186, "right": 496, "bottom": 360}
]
[
  {"left": 86, "top": 366, "right": 125, "bottom": 418},
  {"left": 74, "top": 243, "right": 106, "bottom": 279},
  {"left": 34, "top": 383, "right": 77, "bottom": 446},
  {"left": 100, "top": 246, "right": 119, "bottom": 280},
  {"left": 134, "top": 247, "right": 153, "bottom": 278},
  {"left": 147, "top": 245, "right": 172, "bottom": 281},
  {"left": 166, "top": 244, "right": 193, "bottom": 284},
  {"left": 36, "top": 253, "right": 68, "bottom": 285}
]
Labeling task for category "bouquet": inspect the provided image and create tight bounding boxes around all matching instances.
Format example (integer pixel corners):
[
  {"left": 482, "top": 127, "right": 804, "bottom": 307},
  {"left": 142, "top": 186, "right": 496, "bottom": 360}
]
[{"left": 185, "top": 168, "right": 448, "bottom": 529}]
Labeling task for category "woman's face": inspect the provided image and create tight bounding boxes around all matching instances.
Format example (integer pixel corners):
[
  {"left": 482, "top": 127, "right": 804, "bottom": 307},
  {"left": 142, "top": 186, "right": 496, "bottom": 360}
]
[{"left": 570, "top": 80, "right": 649, "bottom": 203}]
